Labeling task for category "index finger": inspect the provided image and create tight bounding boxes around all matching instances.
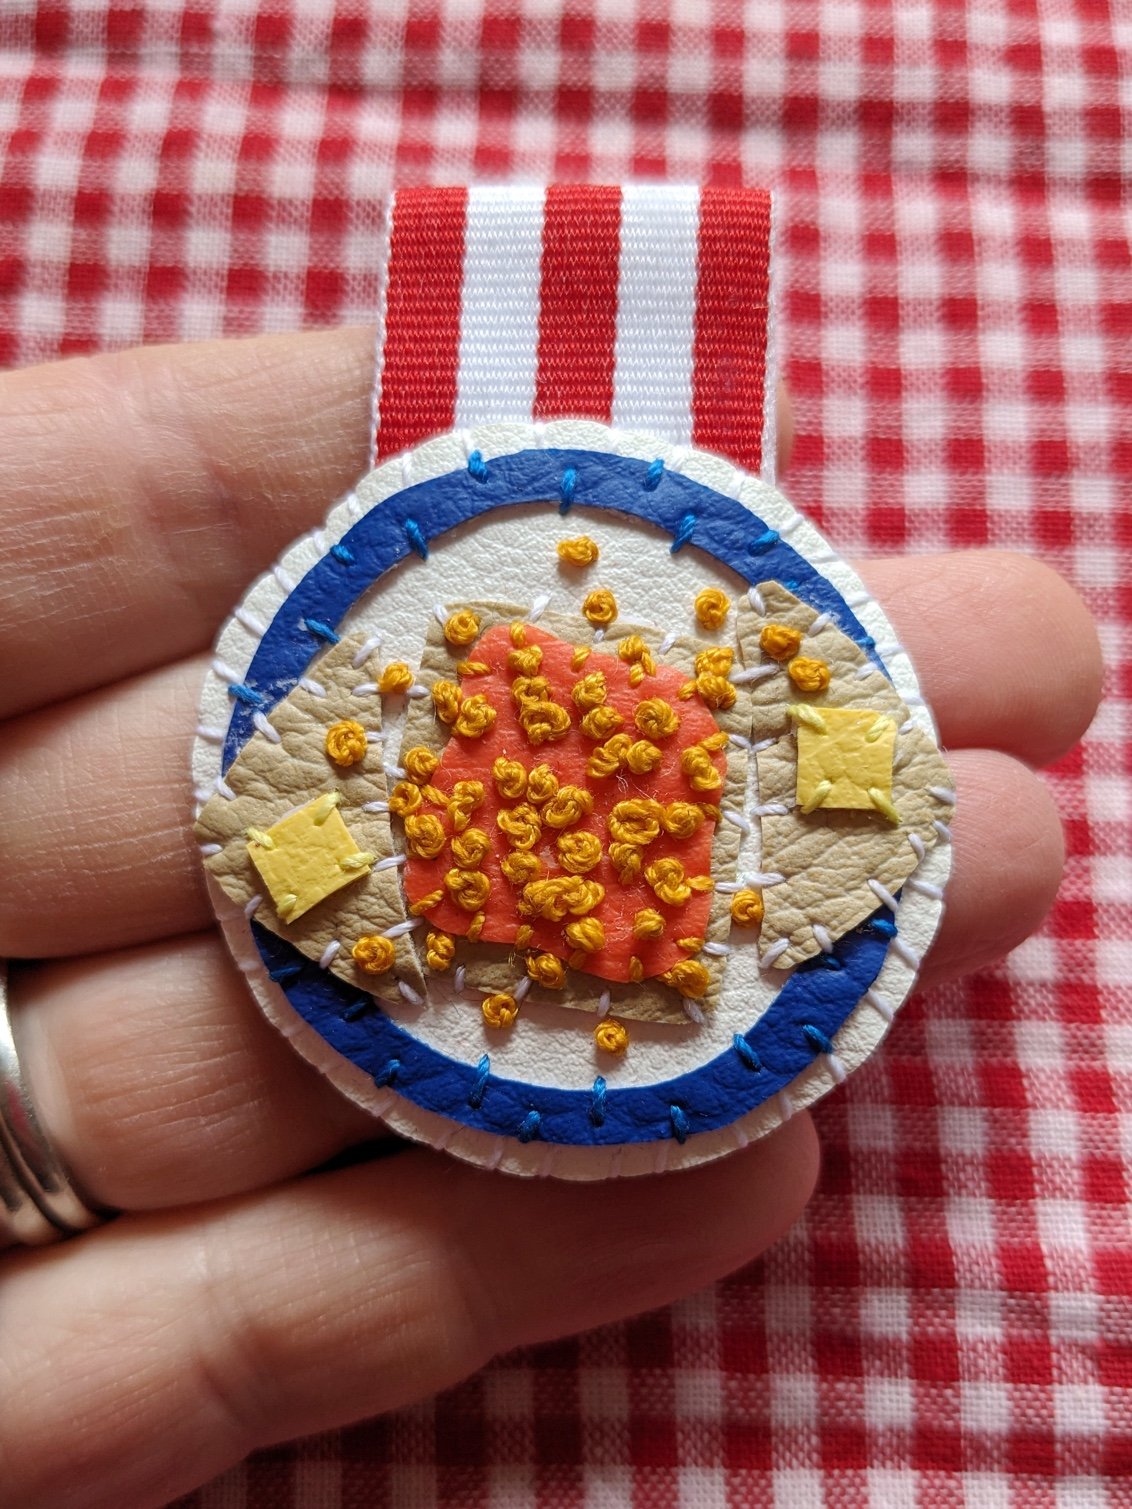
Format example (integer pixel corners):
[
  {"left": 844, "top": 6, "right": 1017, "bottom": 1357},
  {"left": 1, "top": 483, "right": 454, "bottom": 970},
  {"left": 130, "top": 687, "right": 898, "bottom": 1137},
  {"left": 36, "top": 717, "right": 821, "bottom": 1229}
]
[{"left": 0, "top": 333, "right": 795, "bottom": 719}]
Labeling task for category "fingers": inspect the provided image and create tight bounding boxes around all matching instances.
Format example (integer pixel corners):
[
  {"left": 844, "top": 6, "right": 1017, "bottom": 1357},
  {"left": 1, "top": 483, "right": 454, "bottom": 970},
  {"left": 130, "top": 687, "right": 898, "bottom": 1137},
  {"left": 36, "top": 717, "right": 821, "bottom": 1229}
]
[
  {"left": 10, "top": 933, "right": 377, "bottom": 1211},
  {"left": 0, "top": 552, "right": 1097, "bottom": 958},
  {"left": 855, "top": 551, "right": 1102, "bottom": 769},
  {"left": 0, "top": 330, "right": 373, "bottom": 719},
  {"left": 0, "top": 1121, "right": 819, "bottom": 1509},
  {"left": 0, "top": 332, "right": 796, "bottom": 719},
  {"left": 7, "top": 746, "right": 1062, "bottom": 1215}
]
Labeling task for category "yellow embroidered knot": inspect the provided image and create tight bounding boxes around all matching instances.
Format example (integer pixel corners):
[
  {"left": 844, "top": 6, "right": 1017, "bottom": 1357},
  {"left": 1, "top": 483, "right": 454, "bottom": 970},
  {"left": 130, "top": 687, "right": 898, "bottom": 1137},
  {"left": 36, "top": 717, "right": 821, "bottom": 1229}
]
[
  {"left": 594, "top": 1017, "right": 629, "bottom": 1054},
  {"left": 663, "top": 801, "right": 705, "bottom": 839},
  {"left": 694, "top": 587, "right": 731, "bottom": 630},
  {"left": 662, "top": 958, "right": 711, "bottom": 998},
  {"left": 482, "top": 992, "right": 519, "bottom": 1029},
  {"left": 325, "top": 719, "right": 367, "bottom": 766},
  {"left": 582, "top": 587, "right": 618, "bottom": 627},
  {"left": 628, "top": 956, "right": 644, "bottom": 983},
  {"left": 634, "top": 697, "right": 680, "bottom": 740},
  {"left": 497, "top": 803, "right": 543, "bottom": 850},
  {"left": 492, "top": 756, "right": 528, "bottom": 800},
  {"left": 431, "top": 679, "right": 462, "bottom": 724},
  {"left": 564, "top": 916, "right": 605, "bottom": 953},
  {"left": 457, "top": 659, "right": 491, "bottom": 677},
  {"left": 520, "top": 875, "right": 605, "bottom": 921},
  {"left": 403, "top": 813, "right": 446, "bottom": 859},
  {"left": 521, "top": 700, "right": 572, "bottom": 745},
  {"left": 450, "top": 826, "right": 491, "bottom": 869},
  {"left": 609, "top": 843, "right": 643, "bottom": 883},
  {"left": 759, "top": 623, "right": 803, "bottom": 662},
  {"left": 443, "top": 608, "right": 481, "bottom": 647},
  {"left": 527, "top": 952, "right": 566, "bottom": 989},
  {"left": 500, "top": 851, "right": 544, "bottom": 886},
  {"left": 608, "top": 798, "right": 664, "bottom": 847},
  {"left": 388, "top": 780, "right": 423, "bottom": 817},
  {"left": 352, "top": 934, "right": 395, "bottom": 975},
  {"left": 453, "top": 693, "right": 497, "bottom": 738},
  {"left": 447, "top": 780, "right": 485, "bottom": 832},
  {"left": 587, "top": 732, "right": 633, "bottom": 778},
  {"left": 618, "top": 634, "right": 657, "bottom": 674},
  {"left": 557, "top": 535, "right": 600, "bottom": 566},
  {"left": 788, "top": 656, "right": 831, "bottom": 694},
  {"left": 628, "top": 663, "right": 646, "bottom": 687},
  {"left": 570, "top": 644, "right": 590, "bottom": 670},
  {"left": 556, "top": 830, "right": 603, "bottom": 874},
  {"left": 509, "top": 620, "right": 528, "bottom": 647},
  {"left": 379, "top": 662, "right": 414, "bottom": 695},
  {"left": 525, "top": 764, "right": 560, "bottom": 805},
  {"left": 690, "top": 671, "right": 737, "bottom": 711},
  {"left": 543, "top": 785, "right": 594, "bottom": 830},
  {"left": 403, "top": 745, "right": 440, "bottom": 784},
  {"left": 466, "top": 911, "right": 486, "bottom": 942},
  {"left": 514, "top": 923, "right": 534, "bottom": 948},
  {"left": 680, "top": 743, "right": 723, "bottom": 793},
  {"left": 730, "top": 889, "right": 765, "bottom": 927},
  {"left": 507, "top": 644, "right": 544, "bottom": 675},
  {"left": 571, "top": 671, "right": 608, "bottom": 710},
  {"left": 677, "top": 936, "right": 704, "bottom": 953},
  {"left": 409, "top": 888, "right": 444, "bottom": 915},
  {"left": 633, "top": 908, "right": 666, "bottom": 941},
  {"left": 644, "top": 856, "right": 694, "bottom": 906},
  {"left": 443, "top": 868, "right": 491, "bottom": 911},
  {"left": 624, "top": 739, "right": 663, "bottom": 774},
  {"left": 695, "top": 645, "right": 734, "bottom": 677},
  {"left": 425, "top": 930, "right": 456, "bottom": 971},
  {"left": 580, "top": 704, "right": 624, "bottom": 740}
]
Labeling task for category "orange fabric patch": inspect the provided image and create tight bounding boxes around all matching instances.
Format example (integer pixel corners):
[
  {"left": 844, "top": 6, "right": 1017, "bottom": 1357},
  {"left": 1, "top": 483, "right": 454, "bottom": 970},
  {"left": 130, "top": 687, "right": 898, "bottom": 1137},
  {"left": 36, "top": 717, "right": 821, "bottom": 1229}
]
[{"left": 402, "top": 624, "right": 726, "bottom": 984}]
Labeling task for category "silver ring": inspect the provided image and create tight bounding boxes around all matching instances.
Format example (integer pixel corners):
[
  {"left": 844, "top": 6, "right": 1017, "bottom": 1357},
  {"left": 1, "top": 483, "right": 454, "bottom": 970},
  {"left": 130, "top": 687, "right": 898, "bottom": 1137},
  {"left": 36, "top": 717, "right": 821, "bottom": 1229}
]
[{"left": 0, "top": 962, "right": 110, "bottom": 1245}]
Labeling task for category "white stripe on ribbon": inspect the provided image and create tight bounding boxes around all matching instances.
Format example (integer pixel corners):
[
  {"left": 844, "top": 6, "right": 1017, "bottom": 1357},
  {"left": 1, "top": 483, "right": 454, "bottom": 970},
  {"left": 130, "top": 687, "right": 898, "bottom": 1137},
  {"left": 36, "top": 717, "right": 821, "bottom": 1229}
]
[
  {"left": 611, "top": 184, "right": 700, "bottom": 442},
  {"left": 455, "top": 185, "right": 545, "bottom": 427}
]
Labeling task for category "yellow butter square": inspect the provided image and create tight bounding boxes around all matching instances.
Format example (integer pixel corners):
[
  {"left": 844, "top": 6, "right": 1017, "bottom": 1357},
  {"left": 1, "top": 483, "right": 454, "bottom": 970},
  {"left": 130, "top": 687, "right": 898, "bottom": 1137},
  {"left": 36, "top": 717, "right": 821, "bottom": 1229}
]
[
  {"left": 795, "top": 707, "right": 896, "bottom": 812},
  {"left": 247, "top": 796, "right": 371, "bottom": 921}
]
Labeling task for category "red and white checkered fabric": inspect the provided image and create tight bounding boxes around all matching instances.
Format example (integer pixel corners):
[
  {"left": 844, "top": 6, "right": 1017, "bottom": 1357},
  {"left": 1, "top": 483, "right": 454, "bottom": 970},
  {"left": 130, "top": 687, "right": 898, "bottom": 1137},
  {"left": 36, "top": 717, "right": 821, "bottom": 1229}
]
[{"left": 2, "top": 3, "right": 1129, "bottom": 1503}]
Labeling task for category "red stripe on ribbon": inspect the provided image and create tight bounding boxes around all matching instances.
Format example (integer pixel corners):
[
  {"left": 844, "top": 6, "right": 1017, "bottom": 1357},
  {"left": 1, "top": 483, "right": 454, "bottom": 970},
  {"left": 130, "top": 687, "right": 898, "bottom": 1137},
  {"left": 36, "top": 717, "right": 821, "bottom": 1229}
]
[
  {"left": 692, "top": 186, "right": 772, "bottom": 474},
  {"left": 534, "top": 184, "right": 622, "bottom": 421},
  {"left": 375, "top": 186, "right": 468, "bottom": 460}
]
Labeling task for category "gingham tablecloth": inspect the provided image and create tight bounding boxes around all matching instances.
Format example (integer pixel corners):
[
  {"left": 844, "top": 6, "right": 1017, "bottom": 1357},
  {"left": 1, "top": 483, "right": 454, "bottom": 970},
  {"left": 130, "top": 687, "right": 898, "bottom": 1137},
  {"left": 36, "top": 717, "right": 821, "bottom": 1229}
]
[{"left": 2, "top": 4, "right": 1129, "bottom": 1504}]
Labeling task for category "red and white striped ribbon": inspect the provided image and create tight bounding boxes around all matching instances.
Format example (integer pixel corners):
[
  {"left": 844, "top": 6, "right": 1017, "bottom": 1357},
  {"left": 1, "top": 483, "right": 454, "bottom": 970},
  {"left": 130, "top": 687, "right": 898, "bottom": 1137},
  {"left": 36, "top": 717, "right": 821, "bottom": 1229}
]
[{"left": 371, "top": 184, "right": 776, "bottom": 481}]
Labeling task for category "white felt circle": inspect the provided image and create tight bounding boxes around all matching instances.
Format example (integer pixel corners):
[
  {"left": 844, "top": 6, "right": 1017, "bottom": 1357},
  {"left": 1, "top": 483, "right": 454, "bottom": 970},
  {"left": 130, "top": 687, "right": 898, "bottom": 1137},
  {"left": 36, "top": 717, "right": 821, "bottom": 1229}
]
[{"left": 193, "top": 421, "right": 951, "bottom": 1179}]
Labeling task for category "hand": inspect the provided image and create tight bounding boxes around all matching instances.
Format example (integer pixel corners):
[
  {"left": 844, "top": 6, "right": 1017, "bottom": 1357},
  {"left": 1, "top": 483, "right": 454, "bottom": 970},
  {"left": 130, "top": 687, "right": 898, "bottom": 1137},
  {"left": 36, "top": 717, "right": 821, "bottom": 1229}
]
[{"left": 0, "top": 330, "right": 1101, "bottom": 1508}]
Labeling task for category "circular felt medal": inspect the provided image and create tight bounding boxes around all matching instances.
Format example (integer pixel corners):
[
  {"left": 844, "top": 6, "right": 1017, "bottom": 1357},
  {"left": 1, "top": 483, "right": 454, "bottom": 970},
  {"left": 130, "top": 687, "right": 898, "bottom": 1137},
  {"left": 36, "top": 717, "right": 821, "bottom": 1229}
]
[{"left": 193, "top": 419, "right": 954, "bottom": 1178}]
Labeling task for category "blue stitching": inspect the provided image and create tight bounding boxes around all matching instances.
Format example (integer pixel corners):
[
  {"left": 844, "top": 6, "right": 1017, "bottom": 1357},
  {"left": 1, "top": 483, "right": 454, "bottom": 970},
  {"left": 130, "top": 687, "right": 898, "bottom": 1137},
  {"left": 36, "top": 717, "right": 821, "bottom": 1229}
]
[
  {"left": 733, "top": 1035, "right": 762, "bottom": 1072},
  {"left": 749, "top": 528, "right": 780, "bottom": 553},
  {"left": 268, "top": 962, "right": 302, "bottom": 984},
  {"left": 860, "top": 633, "right": 876, "bottom": 650},
  {"left": 303, "top": 618, "right": 340, "bottom": 645},
  {"left": 467, "top": 449, "right": 489, "bottom": 482},
  {"left": 670, "top": 511, "right": 697, "bottom": 553},
  {"left": 330, "top": 542, "right": 355, "bottom": 565},
  {"left": 802, "top": 1024, "right": 834, "bottom": 1056},
  {"left": 644, "top": 457, "right": 665, "bottom": 490},
  {"left": 468, "top": 1054, "right": 490, "bottom": 1109},
  {"left": 374, "top": 1057, "right": 400, "bottom": 1087},
  {"left": 590, "top": 1076, "right": 607, "bottom": 1127},
  {"left": 868, "top": 916, "right": 898, "bottom": 938},
  {"left": 228, "top": 682, "right": 264, "bottom": 706},
  {"left": 403, "top": 518, "right": 429, "bottom": 559},
  {"left": 342, "top": 994, "right": 374, "bottom": 1022},
  {"left": 669, "top": 1104, "right": 690, "bottom": 1144},
  {"left": 518, "top": 1109, "right": 542, "bottom": 1143},
  {"left": 559, "top": 466, "right": 578, "bottom": 513}
]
